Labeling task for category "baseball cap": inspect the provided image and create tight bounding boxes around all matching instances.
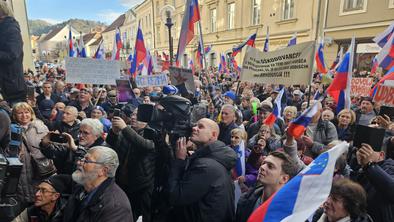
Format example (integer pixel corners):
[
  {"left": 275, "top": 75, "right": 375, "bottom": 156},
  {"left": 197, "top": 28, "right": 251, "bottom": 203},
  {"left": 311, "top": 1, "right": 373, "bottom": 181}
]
[
  {"left": 38, "top": 99, "right": 54, "bottom": 118},
  {"left": 224, "top": 91, "right": 237, "bottom": 101},
  {"left": 43, "top": 174, "right": 72, "bottom": 195}
]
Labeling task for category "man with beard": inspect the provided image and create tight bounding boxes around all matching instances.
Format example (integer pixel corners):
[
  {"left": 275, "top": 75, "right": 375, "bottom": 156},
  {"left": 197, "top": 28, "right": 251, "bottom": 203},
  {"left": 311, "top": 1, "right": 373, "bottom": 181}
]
[
  {"left": 63, "top": 146, "right": 133, "bottom": 222},
  {"left": 40, "top": 118, "right": 105, "bottom": 174},
  {"left": 106, "top": 108, "right": 156, "bottom": 222},
  {"left": 355, "top": 97, "right": 377, "bottom": 126}
]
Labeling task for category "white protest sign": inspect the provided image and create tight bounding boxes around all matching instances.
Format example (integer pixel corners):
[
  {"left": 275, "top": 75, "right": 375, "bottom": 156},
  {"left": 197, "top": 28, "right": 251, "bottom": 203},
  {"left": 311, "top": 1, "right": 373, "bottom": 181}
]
[
  {"left": 241, "top": 41, "right": 315, "bottom": 85},
  {"left": 65, "top": 57, "right": 120, "bottom": 85},
  {"left": 135, "top": 74, "right": 168, "bottom": 88},
  {"left": 169, "top": 67, "right": 196, "bottom": 93}
]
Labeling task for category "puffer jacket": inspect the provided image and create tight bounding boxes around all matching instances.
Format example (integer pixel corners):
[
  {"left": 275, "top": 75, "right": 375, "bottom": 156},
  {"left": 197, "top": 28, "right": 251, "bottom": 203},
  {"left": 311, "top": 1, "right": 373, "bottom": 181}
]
[
  {"left": 0, "top": 16, "right": 26, "bottom": 103},
  {"left": 168, "top": 140, "right": 237, "bottom": 222},
  {"left": 18, "top": 120, "right": 51, "bottom": 205}
]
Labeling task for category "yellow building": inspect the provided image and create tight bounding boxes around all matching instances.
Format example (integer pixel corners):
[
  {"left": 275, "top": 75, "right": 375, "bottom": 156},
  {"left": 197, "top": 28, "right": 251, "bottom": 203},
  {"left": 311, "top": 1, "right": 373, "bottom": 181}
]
[
  {"left": 134, "top": 0, "right": 155, "bottom": 50},
  {"left": 322, "top": 0, "right": 394, "bottom": 72},
  {"left": 153, "top": 0, "right": 321, "bottom": 68}
]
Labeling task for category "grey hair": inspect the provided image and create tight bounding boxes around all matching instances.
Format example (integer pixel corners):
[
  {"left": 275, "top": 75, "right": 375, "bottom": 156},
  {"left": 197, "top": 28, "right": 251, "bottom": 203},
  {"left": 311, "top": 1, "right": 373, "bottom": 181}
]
[
  {"left": 81, "top": 118, "right": 103, "bottom": 137},
  {"left": 221, "top": 104, "right": 236, "bottom": 113},
  {"left": 0, "top": 2, "right": 13, "bottom": 17},
  {"left": 89, "top": 146, "right": 119, "bottom": 177},
  {"left": 65, "top": 106, "right": 78, "bottom": 117}
]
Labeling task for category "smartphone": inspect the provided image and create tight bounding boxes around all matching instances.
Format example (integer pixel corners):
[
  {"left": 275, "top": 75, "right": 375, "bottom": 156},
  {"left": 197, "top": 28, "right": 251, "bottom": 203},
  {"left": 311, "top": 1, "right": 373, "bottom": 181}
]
[
  {"left": 50, "top": 133, "right": 68, "bottom": 143},
  {"left": 113, "top": 108, "right": 121, "bottom": 117}
]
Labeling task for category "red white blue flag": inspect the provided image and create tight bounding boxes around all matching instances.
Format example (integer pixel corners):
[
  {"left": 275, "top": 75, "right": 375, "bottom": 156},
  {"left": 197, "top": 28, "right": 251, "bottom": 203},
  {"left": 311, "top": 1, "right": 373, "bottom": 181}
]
[
  {"left": 287, "top": 102, "right": 319, "bottom": 139},
  {"left": 315, "top": 43, "right": 327, "bottom": 74},
  {"left": 68, "top": 28, "right": 75, "bottom": 57},
  {"left": 93, "top": 39, "right": 104, "bottom": 59},
  {"left": 247, "top": 142, "right": 348, "bottom": 222},
  {"left": 264, "top": 88, "right": 285, "bottom": 127},
  {"left": 232, "top": 33, "right": 256, "bottom": 57},
  {"left": 287, "top": 33, "right": 297, "bottom": 47},
  {"left": 111, "top": 28, "right": 123, "bottom": 60},
  {"left": 175, "top": 0, "right": 200, "bottom": 66},
  {"left": 329, "top": 47, "right": 343, "bottom": 71},
  {"left": 376, "top": 31, "right": 394, "bottom": 71},
  {"left": 130, "top": 23, "right": 147, "bottom": 77},
  {"left": 78, "top": 34, "right": 87, "bottom": 58},
  {"left": 232, "top": 140, "right": 245, "bottom": 178},
  {"left": 373, "top": 22, "right": 394, "bottom": 48},
  {"left": 370, "top": 65, "right": 394, "bottom": 97}
]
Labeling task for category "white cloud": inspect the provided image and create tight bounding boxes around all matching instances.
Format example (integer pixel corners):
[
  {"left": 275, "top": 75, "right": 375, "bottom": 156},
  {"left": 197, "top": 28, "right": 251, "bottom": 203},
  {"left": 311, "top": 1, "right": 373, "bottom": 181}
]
[
  {"left": 40, "top": 18, "right": 62, "bottom": 25},
  {"left": 119, "top": 0, "right": 143, "bottom": 9},
  {"left": 97, "top": 10, "right": 123, "bottom": 24}
]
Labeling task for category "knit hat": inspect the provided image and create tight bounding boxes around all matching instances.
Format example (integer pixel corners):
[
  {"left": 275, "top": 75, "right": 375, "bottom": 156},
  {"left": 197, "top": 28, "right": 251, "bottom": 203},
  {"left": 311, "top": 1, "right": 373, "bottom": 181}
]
[
  {"left": 43, "top": 174, "right": 73, "bottom": 195},
  {"left": 224, "top": 91, "right": 237, "bottom": 101}
]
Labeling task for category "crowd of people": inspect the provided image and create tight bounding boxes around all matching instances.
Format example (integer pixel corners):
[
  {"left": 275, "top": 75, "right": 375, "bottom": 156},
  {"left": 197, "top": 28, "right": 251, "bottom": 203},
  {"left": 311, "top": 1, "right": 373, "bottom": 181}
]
[{"left": 1, "top": 2, "right": 394, "bottom": 222}]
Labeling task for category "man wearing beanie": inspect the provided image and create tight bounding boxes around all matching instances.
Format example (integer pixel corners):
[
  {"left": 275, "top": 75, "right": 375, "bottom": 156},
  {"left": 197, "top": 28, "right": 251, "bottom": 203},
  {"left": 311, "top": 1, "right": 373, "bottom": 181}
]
[{"left": 12, "top": 174, "right": 72, "bottom": 222}]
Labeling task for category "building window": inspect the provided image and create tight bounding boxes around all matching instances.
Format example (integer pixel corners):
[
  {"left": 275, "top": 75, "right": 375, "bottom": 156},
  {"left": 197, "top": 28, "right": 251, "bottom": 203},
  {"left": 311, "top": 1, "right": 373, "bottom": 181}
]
[
  {"left": 340, "top": 0, "right": 368, "bottom": 15},
  {"left": 210, "top": 8, "right": 217, "bottom": 32},
  {"left": 282, "top": 0, "right": 294, "bottom": 20},
  {"left": 251, "top": 0, "right": 261, "bottom": 25},
  {"left": 227, "top": 3, "right": 235, "bottom": 29}
]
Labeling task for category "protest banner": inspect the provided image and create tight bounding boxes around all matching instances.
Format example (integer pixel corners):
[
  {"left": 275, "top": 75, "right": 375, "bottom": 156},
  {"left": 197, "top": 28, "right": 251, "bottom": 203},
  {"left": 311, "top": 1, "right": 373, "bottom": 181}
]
[
  {"left": 373, "top": 84, "right": 394, "bottom": 107},
  {"left": 65, "top": 57, "right": 120, "bottom": 85},
  {"left": 351, "top": 78, "right": 374, "bottom": 97},
  {"left": 135, "top": 74, "right": 168, "bottom": 88},
  {"left": 241, "top": 41, "right": 315, "bottom": 85},
  {"left": 169, "top": 67, "right": 196, "bottom": 94}
]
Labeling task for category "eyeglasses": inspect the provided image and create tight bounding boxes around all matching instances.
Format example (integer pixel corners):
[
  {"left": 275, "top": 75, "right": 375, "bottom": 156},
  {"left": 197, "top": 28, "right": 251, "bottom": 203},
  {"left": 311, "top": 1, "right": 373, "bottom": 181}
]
[
  {"left": 35, "top": 187, "right": 57, "bottom": 194},
  {"left": 77, "top": 157, "right": 105, "bottom": 165}
]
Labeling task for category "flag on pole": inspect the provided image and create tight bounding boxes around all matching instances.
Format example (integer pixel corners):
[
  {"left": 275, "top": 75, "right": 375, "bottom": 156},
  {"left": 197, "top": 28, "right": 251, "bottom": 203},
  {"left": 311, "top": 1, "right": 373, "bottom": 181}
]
[
  {"left": 218, "top": 53, "right": 228, "bottom": 74},
  {"left": 247, "top": 142, "right": 348, "bottom": 222},
  {"left": 327, "top": 37, "right": 355, "bottom": 113},
  {"left": 111, "top": 28, "right": 123, "bottom": 60},
  {"left": 78, "top": 34, "right": 87, "bottom": 58},
  {"left": 287, "top": 33, "right": 297, "bottom": 47},
  {"left": 375, "top": 32, "right": 394, "bottom": 70},
  {"left": 175, "top": 0, "right": 201, "bottom": 66},
  {"left": 264, "top": 27, "right": 269, "bottom": 52},
  {"left": 232, "top": 33, "right": 257, "bottom": 57},
  {"left": 68, "top": 28, "right": 75, "bottom": 57},
  {"left": 130, "top": 23, "right": 147, "bottom": 77},
  {"left": 315, "top": 43, "right": 328, "bottom": 74},
  {"left": 93, "top": 39, "right": 104, "bottom": 59},
  {"left": 370, "top": 55, "right": 378, "bottom": 76},
  {"left": 370, "top": 65, "right": 394, "bottom": 97},
  {"left": 188, "top": 59, "right": 195, "bottom": 74},
  {"left": 162, "top": 52, "right": 170, "bottom": 71},
  {"left": 142, "top": 50, "right": 153, "bottom": 75},
  {"left": 373, "top": 21, "right": 394, "bottom": 48},
  {"left": 287, "top": 102, "right": 319, "bottom": 138},
  {"left": 264, "top": 88, "right": 285, "bottom": 126}
]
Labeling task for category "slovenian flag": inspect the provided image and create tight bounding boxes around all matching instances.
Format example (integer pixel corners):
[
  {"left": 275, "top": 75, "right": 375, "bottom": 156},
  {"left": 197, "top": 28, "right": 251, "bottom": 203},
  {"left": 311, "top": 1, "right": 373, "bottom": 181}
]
[
  {"left": 93, "top": 39, "right": 104, "bottom": 59},
  {"left": 287, "top": 33, "right": 297, "bottom": 47},
  {"left": 287, "top": 102, "right": 319, "bottom": 138},
  {"left": 370, "top": 55, "right": 378, "bottom": 76},
  {"left": 78, "top": 34, "right": 87, "bottom": 58},
  {"left": 373, "top": 21, "right": 394, "bottom": 48},
  {"left": 315, "top": 43, "right": 327, "bottom": 74},
  {"left": 370, "top": 65, "right": 394, "bottom": 97},
  {"left": 232, "top": 140, "right": 246, "bottom": 178},
  {"left": 327, "top": 37, "right": 355, "bottom": 113},
  {"left": 188, "top": 59, "right": 195, "bottom": 74},
  {"left": 68, "top": 28, "right": 75, "bottom": 57},
  {"left": 130, "top": 23, "right": 147, "bottom": 77},
  {"left": 376, "top": 31, "right": 394, "bottom": 70},
  {"left": 111, "top": 28, "right": 123, "bottom": 60},
  {"left": 232, "top": 33, "right": 256, "bottom": 57},
  {"left": 219, "top": 53, "right": 228, "bottom": 74},
  {"left": 247, "top": 142, "right": 348, "bottom": 222},
  {"left": 264, "top": 27, "right": 269, "bottom": 52},
  {"left": 175, "top": 0, "right": 200, "bottom": 66},
  {"left": 264, "top": 88, "right": 285, "bottom": 126}
]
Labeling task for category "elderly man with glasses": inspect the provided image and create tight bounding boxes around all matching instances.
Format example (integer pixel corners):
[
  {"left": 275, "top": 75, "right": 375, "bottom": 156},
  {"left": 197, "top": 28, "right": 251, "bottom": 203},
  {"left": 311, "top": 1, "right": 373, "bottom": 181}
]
[
  {"left": 63, "top": 146, "right": 134, "bottom": 222},
  {"left": 12, "top": 174, "right": 72, "bottom": 222}
]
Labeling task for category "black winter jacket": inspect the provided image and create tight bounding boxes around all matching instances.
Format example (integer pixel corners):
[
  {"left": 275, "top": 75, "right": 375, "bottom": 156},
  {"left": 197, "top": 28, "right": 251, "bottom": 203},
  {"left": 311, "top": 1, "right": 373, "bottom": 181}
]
[
  {"left": 106, "top": 126, "right": 156, "bottom": 193},
  {"left": 355, "top": 158, "right": 394, "bottom": 222},
  {"left": 62, "top": 178, "right": 134, "bottom": 222},
  {"left": 0, "top": 16, "right": 26, "bottom": 103},
  {"left": 168, "top": 140, "right": 237, "bottom": 222},
  {"left": 219, "top": 121, "right": 239, "bottom": 146},
  {"left": 236, "top": 185, "right": 264, "bottom": 222}
]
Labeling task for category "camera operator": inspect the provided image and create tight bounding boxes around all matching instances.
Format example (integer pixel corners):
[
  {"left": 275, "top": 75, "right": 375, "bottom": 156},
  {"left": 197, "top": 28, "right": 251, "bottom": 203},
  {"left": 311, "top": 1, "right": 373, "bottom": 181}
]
[
  {"left": 106, "top": 108, "right": 156, "bottom": 222},
  {"left": 168, "top": 118, "right": 237, "bottom": 222},
  {"left": 40, "top": 118, "right": 105, "bottom": 174},
  {"left": 0, "top": 2, "right": 27, "bottom": 105}
]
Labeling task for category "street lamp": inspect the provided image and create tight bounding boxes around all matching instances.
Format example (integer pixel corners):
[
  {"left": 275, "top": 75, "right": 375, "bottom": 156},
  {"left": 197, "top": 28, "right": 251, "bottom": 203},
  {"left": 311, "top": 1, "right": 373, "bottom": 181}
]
[{"left": 161, "top": 5, "right": 175, "bottom": 66}]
